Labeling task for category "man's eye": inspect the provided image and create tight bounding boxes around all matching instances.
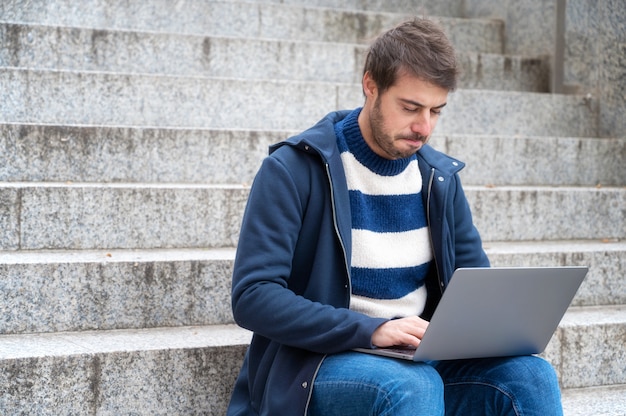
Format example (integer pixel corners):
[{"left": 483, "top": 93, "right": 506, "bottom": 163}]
[
  {"left": 431, "top": 109, "right": 442, "bottom": 115},
  {"left": 404, "top": 107, "right": 419, "bottom": 113}
]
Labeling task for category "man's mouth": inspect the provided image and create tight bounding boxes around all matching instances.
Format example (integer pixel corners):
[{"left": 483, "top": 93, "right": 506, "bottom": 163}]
[{"left": 399, "top": 135, "right": 428, "bottom": 144}]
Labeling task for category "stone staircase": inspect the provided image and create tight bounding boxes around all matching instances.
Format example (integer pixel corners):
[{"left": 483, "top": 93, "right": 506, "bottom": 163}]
[{"left": 0, "top": 0, "right": 624, "bottom": 414}]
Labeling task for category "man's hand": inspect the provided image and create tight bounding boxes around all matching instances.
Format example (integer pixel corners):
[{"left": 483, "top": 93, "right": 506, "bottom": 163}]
[{"left": 371, "top": 316, "right": 429, "bottom": 348}]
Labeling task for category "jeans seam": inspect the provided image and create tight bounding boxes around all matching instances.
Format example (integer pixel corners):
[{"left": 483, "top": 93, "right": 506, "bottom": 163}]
[
  {"left": 446, "top": 380, "right": 522, "bottom": 416},
  {"left": 312, "top": 380, "right": 394, "bottom": 413}
]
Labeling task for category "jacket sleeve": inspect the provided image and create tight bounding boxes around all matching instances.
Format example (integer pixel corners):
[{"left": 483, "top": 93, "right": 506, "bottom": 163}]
[{"left": 231, "top": 154, "right": 386, "bottom": 354}]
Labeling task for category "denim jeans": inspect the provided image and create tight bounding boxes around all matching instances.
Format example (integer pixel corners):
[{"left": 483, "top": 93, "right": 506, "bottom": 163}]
[{"left": 308, "top": 351, "right": 563, "bottom": 416}]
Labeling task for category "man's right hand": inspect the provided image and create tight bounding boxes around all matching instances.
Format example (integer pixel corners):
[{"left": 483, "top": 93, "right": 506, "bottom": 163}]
[{"left": 371, "top": 316, "right": 429, "bottom": 348}]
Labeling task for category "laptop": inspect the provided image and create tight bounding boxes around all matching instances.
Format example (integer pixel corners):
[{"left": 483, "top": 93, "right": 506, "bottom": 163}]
[{"left": 354, "top": 266, "right": 587, "bottom": 361}]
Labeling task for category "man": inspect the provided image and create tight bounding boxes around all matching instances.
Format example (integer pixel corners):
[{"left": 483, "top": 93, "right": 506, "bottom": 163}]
[{"left": 227, "top": 18, "right": 563, "bottom": 415}]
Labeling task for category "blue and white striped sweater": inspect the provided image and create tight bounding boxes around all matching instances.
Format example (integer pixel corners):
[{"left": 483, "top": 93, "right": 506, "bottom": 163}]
[{"left": 335, "top": 109, "right": 432, "bottom": 319}]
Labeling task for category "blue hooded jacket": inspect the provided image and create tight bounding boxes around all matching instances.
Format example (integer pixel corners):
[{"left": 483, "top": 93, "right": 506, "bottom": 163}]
[{"left": 228, "top": 110, "right": 490, "bottom": 415}]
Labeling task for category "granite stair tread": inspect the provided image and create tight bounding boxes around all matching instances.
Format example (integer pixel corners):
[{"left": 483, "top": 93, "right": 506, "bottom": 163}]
[
  {"left": 543, "top": 305, "right": 626, "bottom": 389},
  {"left": 0, "top": 242, "right": 622, "bottom": 334},
  {"left": 483, "top": 239, "right": 626, "bottom": 255},
  {"left": 0, "top": 320, "right": 621, "bottom": 414},
  {"left": 1, "top": 1, "right": 501, "bottom": 53},
  {"left": 0, "top": 247, "right": 238, "bottom": 334},
  {"left": 559, "top": 304, "right": 626, "bottom": 327},
  {"left": 484, "top": 240, "right": 626, "bottom": 307},
  {"left": 0, "top": 246, "right": 237, "bottom": 265},
  {"left": 2, "top": 123, "right": 624, "bottom": 186},
  {"left": 7, "top": 240, "right": 623, "bottom": 263},
  {"left": 0, "top": 182, "right": 623, "bottom": 250},
  {"left": 0, "top": 324, "right": 249, "bottom": 414},
  {"left": 0, "top": 67, "right": 599, "bottom": 137},
  {"left": 0, "top": 324, "right": 252, "bottom": 359},
  {"left": 0, "top": 22, "right": 544, "bottom": 91},
  {"left": 562, "top": 384, "right": 626, "bottom": 416},
  {"left": 0, "top": 305, "right": 623, "bottom": 389}
]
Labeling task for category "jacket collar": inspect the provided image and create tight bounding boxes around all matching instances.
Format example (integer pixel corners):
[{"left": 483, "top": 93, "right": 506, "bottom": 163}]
[
  {"left": 417, "top": 143, "right": 465, "bottom": 177},
  {"left": 270, "top": 110, "right": 465, "bottom": 177}
]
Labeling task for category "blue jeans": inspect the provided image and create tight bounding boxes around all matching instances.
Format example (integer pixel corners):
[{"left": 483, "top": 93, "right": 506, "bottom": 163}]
[{"left": 308, "top": 352, "right": 563, "bottom": 416}]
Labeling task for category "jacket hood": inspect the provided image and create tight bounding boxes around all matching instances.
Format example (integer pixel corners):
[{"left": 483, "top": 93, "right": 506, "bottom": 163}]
[{"left": 269, "top": 110, "right": 351, "bottom": 162}]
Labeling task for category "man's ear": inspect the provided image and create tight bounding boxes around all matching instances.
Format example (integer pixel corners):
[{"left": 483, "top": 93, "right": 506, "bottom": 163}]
[{"left": 362, "top": 72, "right": 378, "bottom": 100}]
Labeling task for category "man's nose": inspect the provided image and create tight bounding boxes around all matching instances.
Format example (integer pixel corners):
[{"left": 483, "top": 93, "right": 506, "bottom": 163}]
[{"left": 410, "top": 111, "right": 432, "bottom": 137}]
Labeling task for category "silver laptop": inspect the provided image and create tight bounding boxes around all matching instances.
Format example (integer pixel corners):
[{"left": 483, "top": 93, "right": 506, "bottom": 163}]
[{"left": 354, "top": 266, "right": 587, "bottom": 361}]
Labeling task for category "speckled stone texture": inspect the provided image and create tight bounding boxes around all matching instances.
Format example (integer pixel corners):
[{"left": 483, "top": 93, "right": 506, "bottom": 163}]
[
  {"left": 0, "top": 0, "right": 464, "bottom": 37},
  {"left": 485, "top": 241, "right": 626, "bottom": 307},
  {"left": 0, "top": 68, "right": 337, "bottom": 130},
  {"left": 4, "top": 124, "right": 624, "bottom": 187},
  {"left": 0, "top": 249, "right": 236, "bottom": 334},
  {"left": 1, "top": 23, "right": 524, "bottom": 88},
  {"left": 0, "top": 325, "right": 251, "bottom": 415},
  {"left": 0, "top": 188, "right": 20, "bottom": 249},
  {"left": 562, "top": 385, "right": 626, "bottom": 416},
  {"left": 456, "top": 53, "right": 550, "bottom": 92},
  {"left": 563, "top": 0, "right": 626, "bottom": 138},
  {"left": 463, "top": 0, "right": 556, "bottom": 56},
  {"left": 1, "top": 183, "right": 248, "bottom": 250},
  {"left": 0, "top": 124, "right": 279, "bottom": 184},
  {"left": 465, "top": 186, "right": 625, "bottom": 241},
  {"left": 439, "top": 134, "right": 626, "bottom": 186},
  {"left": 0, "top": 70, "right": 599, "bottom": 134},
  {"left": 546, "top": 306, "right": 626, "bottom": 389},
  {"left": 464, "top": 0, "right": 626, "bottom": 138},
  {"left": 1, "top": 183, "right": 623, "bottom": 250}
]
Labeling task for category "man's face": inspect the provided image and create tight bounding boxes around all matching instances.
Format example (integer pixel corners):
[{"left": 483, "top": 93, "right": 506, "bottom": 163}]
[{"left": 359, "top": 71, "right": 449, "bottom": 160}]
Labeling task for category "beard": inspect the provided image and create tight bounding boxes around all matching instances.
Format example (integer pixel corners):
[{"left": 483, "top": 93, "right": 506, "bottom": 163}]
[{"left": 368, "top": 97, "right": 429, "bottom": 160}]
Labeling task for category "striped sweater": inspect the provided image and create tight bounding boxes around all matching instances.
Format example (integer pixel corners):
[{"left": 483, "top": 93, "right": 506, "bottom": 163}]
[{"left": 335, "top": 108, "right": 433, "bottom": 319}]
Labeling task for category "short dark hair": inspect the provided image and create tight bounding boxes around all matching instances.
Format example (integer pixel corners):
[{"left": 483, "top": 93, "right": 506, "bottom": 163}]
[{"left": 363, "top": 18, "right": 459, "bottom": 92}]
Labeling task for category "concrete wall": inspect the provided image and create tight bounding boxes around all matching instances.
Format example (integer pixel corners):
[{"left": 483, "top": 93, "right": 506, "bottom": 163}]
[
  {"left": 463, "top": 0, "right": 626, "bottom": 138},
  {"left": 462, "top": 0, "right": 556, "bottom": 56},
  {"left": 563, "top": 0, "right": 626, "bottom": 137}
]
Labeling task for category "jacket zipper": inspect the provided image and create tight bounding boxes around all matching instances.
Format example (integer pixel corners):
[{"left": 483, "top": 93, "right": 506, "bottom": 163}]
[
  {"left": 304, "top": 355, "right": 326, "bottom": 414},
  {"left": 304, "top": 162, "right": 352, "bottom": 415},
  {"left": 426, "top": 168, "right": 444, "bottom": 294},
  {"left": 325, "top": 162, "right": 352, "bottom": 301}
]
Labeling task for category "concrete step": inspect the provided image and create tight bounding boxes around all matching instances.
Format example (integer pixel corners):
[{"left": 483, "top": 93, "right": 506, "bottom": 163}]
[
  {"left": 541, "top": 305, "right": 626, "bottom": 389},
  {"left": 192, "top": 0, "right": 465, "bottom": 17},
  {"left": 0, "top": 248, "right": 237, "bottom": 334},
  {"left": 0, "top": 68, "right": 599, "bottom": 137},
  {"left": 436, "top": 89, "right": 598, "bottom": 138},
  {"left": 0, "top": 241, "right": 622, "bottom": 335},
  {"left": 465, "top": 185, "right": 625, "bottom": 242},
  {"left": 457, "top": 53, "right": 549, "bottom": 93},
  {"left": 0, "top": 1, "right": 502, "bottom": 53},
  {"left": 0, "top": 324, "right": 251, "bottom": 415},
  {"left": 438, "top": 134, "right": 626, "bottom": 187},
  {"left": 484, "top": 240, "right": 626, "bottom": 308},
  {"left": 0, "top": 123, "right": 279, "bottom": 185},
  {"left": 3, "top": 123, "right": 624, "bottom": 187},
  {"left": 0, "top": 183, "right": 623, "bottom": 250},
  {"left": 562, "top": 384, "right": 626, "bottom": 416},
  {"left": 0, "top": 182, "right": 248, "bottom": 251},
  {"left": 0, "top": 23, "right": 542, "bottom": 91},
  {"left": 0, "top": 305, "right": 623, "bottom": 414}
]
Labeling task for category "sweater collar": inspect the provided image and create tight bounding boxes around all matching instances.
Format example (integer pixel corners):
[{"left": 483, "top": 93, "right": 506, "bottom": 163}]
[{"left": 337, "top": 108, "right": 414, "bottom": 176}]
